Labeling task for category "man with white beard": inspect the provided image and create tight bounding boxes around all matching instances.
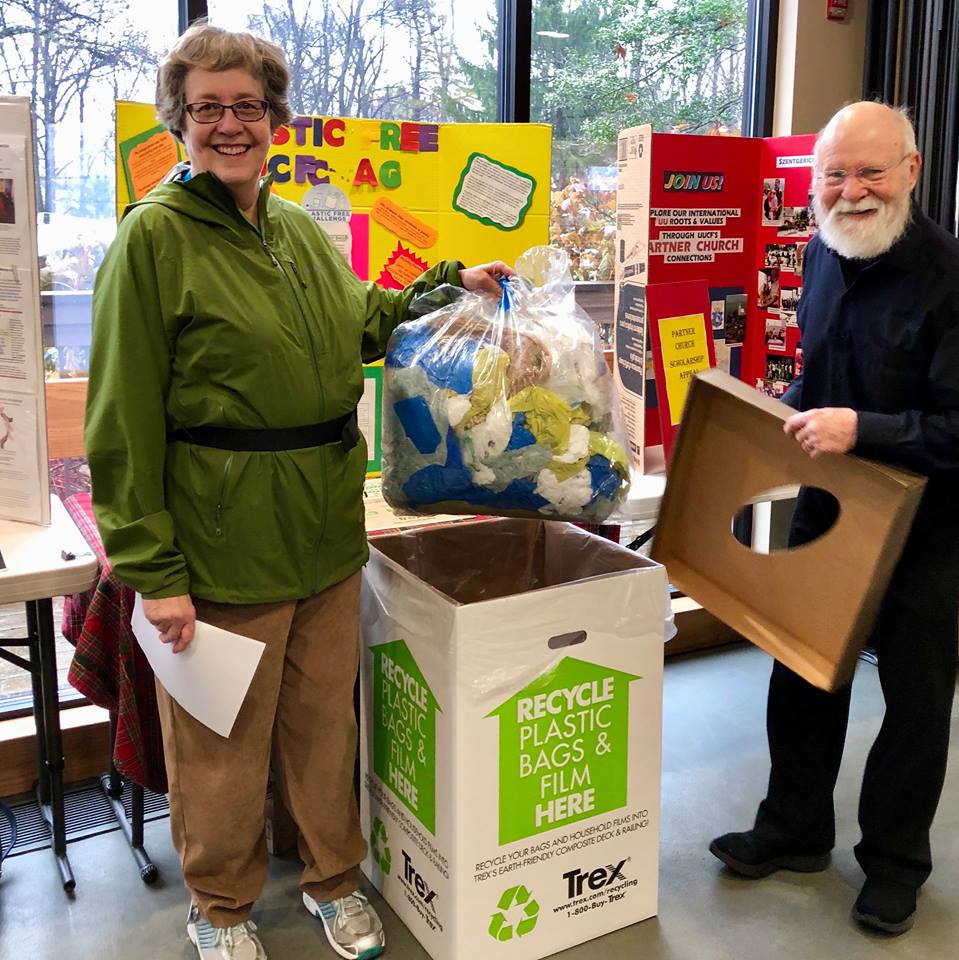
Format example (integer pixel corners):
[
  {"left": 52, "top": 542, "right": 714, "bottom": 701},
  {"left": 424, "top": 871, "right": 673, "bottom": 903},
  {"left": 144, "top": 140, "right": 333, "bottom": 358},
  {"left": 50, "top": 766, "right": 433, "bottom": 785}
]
[{"left": 709, "top": 101, "right": 959, "bottom": 936}]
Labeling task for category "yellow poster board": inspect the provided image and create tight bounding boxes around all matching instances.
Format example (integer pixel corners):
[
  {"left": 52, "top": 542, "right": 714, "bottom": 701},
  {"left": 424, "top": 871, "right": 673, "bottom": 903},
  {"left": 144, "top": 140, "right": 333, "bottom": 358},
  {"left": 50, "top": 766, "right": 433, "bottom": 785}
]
[
  {"left": 115, "top": 102, "right": 186, "bottom": 213},
  {"left": 115, "top": 101, "right": 551, "bottom": 280},
  {"left": 115, "top": 102, "right": 551, "bottom": 476}
]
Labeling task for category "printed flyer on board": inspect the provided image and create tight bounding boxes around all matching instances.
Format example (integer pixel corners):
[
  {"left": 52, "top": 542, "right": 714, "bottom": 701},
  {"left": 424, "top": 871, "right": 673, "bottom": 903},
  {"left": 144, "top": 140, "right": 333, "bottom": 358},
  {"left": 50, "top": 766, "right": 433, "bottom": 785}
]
[
  {"left": 613, "top": 125, "right": 652, "bottom": 470},
  {"left": 0, "top": 99, "right": 48, "bottom": 524},
  {"left": 0, "top": 390, "right": 43, "bottom": 520},
  {"left": 0, "top": 133, "right": 40, "bottom": 396}
]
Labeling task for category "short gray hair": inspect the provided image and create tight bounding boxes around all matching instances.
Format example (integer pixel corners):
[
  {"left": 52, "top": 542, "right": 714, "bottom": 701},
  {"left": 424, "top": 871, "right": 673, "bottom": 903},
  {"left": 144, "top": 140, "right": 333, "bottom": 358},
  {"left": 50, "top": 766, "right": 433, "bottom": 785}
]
[
  {"left": 892, "top": 105, "right": 918, "bottom": 154},
  {"left": 156, "top": 23, "right": 294, "bottom": 140}
]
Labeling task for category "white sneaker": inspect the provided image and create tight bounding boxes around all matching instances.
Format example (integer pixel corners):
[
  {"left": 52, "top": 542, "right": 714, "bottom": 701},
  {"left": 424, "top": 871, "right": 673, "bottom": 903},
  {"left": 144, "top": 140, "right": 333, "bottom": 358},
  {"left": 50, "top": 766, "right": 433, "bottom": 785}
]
[
  {"left": 187, "top": 903, "right": 268, "bottom": 960},
  {"left": 303, "top": 890, "right": 386, "bottom": 959}
]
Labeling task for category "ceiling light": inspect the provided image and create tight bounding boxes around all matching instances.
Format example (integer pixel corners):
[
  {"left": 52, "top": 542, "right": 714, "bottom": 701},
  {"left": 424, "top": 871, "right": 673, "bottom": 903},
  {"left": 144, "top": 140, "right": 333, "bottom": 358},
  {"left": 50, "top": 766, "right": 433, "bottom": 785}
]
[{"left": 536, "top": 30, "right": 570, "bottom": 38}]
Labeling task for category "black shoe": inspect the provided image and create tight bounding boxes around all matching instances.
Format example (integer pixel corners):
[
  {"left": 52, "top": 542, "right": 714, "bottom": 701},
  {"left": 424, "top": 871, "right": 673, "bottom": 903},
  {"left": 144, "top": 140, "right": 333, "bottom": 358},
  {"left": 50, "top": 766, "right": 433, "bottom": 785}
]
[
  {"left": 851, "top": 878, "right": 917, "bottom": 935},
  {"left": 709, "top": 830, "right": 831, "bottom": 879}
]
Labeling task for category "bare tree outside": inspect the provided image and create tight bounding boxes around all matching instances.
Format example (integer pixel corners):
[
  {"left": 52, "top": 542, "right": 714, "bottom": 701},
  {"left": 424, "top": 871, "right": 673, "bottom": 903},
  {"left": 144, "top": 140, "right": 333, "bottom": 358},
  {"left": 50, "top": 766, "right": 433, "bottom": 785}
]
[
  {"left": 0, "top": 0, "right": 157, "bottom": 214},
  {"left": 246, "top": 0, "right": 475, "bottom": 122},
  {"left": 451, "top": 0, "right": 748, "bottom": 280},
  {"left": 241, "top": 0, "right": 748, "bottom": 281},
  {"left": 249, "top": 0, "right": 402, "bottom": 118}
]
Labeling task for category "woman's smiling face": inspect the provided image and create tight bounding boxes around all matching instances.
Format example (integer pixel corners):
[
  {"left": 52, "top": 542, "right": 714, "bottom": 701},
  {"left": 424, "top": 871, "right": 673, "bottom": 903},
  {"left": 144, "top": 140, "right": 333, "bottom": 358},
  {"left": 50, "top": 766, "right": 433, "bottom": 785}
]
[{"left": 181, "top": 67, "right": 272, "bottom": 196}]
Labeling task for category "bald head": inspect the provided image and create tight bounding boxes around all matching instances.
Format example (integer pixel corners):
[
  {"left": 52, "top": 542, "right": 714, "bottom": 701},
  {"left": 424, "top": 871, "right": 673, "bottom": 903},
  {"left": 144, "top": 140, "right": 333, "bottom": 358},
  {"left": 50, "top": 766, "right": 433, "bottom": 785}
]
[
  {"left": 811, "top": 101, "right": 921, "bottom": 260},
  {"left": 815, "top": 101, "right": 917, "bottom": 167}
]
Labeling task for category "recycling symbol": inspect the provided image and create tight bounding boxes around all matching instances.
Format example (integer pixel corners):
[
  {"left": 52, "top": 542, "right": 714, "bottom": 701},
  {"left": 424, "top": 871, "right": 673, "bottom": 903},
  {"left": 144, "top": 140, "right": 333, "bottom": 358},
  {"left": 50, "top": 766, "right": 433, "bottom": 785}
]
[
  {"left": 488, "top": 884, "right": 540, "bottom": 941},
  {"left": 370, "top": 817, "right": 391, "bottom": 875}
]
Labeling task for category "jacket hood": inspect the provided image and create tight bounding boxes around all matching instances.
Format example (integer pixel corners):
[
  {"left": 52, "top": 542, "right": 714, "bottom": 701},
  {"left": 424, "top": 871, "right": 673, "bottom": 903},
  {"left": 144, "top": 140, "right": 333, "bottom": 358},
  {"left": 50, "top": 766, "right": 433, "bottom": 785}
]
[{"left": 124, "top": 167, "right": 275, "bottom": 237}]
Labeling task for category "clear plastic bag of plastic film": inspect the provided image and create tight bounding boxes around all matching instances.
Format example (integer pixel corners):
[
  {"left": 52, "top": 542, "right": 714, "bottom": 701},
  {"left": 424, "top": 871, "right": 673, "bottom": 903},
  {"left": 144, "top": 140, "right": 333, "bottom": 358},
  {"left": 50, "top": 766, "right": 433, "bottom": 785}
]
[{"left": 381, "top": 246, "right": 631, "bottom": 522}]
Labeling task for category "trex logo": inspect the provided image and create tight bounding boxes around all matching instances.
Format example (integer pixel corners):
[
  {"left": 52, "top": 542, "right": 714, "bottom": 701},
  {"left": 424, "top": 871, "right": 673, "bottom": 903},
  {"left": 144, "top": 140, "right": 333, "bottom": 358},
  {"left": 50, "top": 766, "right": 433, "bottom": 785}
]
[
  {"left": 563, "top": 859, "right": 628, "bottom": 899},
  {"left": 402, "top": 851, "right": 439, "bottom": 913}
]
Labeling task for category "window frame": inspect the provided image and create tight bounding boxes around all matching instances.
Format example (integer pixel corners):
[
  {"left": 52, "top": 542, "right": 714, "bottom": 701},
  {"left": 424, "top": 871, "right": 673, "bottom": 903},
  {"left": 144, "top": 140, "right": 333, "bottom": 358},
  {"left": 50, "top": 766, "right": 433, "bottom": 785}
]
[
  {"left": 180, "top": 0, "right": 209, "bottom": 32},
  {"left": 497, "top": 0, "right": 531, "bottom": 122},
  {"left": 742, "top": 0, "right": 780, "bottom": 137}
]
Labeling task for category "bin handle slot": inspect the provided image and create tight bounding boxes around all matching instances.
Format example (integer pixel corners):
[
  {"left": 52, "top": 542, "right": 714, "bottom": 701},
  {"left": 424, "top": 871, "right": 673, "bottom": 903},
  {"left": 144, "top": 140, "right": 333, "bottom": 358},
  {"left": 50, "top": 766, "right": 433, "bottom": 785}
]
[{"left": 548, "top": 630, "right": 587, "bottom": 650}]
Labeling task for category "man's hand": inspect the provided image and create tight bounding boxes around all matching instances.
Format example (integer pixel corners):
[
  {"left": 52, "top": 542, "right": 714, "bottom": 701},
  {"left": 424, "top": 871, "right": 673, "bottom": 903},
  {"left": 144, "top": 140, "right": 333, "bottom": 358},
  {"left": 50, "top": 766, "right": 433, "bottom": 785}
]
[
  {"left": 142, "top": 594, "right": 196, "bottom": 654},
  {"left": 784, "top": 407, "right": 858, "bottom": 459},
  {"left": 459, "top": 261, "right": 516, "bottom": 296}
]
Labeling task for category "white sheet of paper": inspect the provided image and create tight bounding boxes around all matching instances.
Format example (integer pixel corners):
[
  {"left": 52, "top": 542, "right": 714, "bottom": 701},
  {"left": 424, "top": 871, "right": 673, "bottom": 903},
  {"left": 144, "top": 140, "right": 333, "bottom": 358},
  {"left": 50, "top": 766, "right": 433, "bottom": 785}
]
[{"left": 131, "top": 593, "right": 266, "bottom": 738}]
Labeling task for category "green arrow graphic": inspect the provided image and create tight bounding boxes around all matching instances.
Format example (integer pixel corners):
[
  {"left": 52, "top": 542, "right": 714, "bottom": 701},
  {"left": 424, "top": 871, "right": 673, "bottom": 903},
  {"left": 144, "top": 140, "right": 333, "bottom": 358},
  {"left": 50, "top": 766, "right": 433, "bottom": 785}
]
[
  {"left": 372, "top": 639, "right": 441, "bottom": 834},
  {"left": 487, "top": 657, "right": 640, "bottom": 844}
]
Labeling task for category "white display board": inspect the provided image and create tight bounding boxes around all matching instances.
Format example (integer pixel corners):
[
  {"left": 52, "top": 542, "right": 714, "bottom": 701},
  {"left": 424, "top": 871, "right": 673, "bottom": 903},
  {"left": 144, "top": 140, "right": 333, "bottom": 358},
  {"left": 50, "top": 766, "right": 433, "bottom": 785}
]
[
  {"left": 0, "top": 97, "right": 50, "bottom": 525},
  {"left": 612, "top": 124, "right": 652, "bottom": 475}
]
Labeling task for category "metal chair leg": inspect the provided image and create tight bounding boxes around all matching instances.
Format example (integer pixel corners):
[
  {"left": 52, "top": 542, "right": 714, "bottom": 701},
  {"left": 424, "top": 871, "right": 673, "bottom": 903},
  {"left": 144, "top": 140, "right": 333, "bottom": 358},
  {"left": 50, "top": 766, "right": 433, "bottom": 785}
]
[
  {"left": 99, "top": 711, "right": 159, "bottom": 884},
  {"left": 98, "top": 773, "right": 159, "bottom": 884}
]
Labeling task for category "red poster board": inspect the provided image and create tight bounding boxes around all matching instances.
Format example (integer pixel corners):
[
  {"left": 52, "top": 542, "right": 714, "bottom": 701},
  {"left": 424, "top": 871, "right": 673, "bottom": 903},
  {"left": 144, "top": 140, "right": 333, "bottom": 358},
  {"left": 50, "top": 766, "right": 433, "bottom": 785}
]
[
  {"left": 644, "top": 134, "right": 760, "bottom": 447},
  {"left": 751, "top": 135, "right": 817, "bottom": 400},
  {"left": 614, "top": 128, "right": 817, "bottom": 466}
]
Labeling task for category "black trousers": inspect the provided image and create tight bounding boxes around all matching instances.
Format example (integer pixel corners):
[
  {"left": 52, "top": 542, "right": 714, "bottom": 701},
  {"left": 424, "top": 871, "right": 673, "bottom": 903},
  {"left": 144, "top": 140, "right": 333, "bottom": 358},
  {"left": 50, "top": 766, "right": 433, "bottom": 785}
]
[{"left": 753, "top": 490, "right": 958, "bottom": 889}]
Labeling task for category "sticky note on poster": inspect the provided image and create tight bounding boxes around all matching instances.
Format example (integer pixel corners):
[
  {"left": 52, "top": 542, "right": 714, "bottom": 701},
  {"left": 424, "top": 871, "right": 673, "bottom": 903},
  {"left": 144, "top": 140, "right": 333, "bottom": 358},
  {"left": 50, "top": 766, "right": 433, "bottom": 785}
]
[
  {"left": 372, "top": 196, "right": 437, "bottom": 249},
  {"left": 377, "top": 244, "right": 430, "bottom": 289},
  {"left": 452, "top": 152, "right": 536, "bottom": 231},
  {"left": 659, "top": 313, "right": 712, "bottom": 426},
  {"left": 119, "top": 125, "right": 181, "bottom": 201}
]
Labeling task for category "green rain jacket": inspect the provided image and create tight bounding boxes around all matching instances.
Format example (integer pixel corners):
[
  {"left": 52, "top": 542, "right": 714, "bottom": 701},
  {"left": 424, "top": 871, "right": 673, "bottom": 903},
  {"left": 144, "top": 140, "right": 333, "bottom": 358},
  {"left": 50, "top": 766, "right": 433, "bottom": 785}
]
[{"left": 85, "top": 171, "right": 462, "bottom": 603}]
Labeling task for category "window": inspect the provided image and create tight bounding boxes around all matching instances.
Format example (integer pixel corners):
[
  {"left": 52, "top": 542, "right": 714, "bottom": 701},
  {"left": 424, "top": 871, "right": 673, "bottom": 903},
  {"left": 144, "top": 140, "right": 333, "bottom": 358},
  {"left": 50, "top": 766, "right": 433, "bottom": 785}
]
[
  {"left": 0, "top": 3, "right": 177, "bottom": 714},
  {"left": 0, "top": 2, "right": 177, "bottom": 381},
  {"left": 0, "top": 599, "right": 77, "bottom": 716},
  {"left": 1, "top": 1, "right": 752, "bottom": 371},
  {"left": 530, "top": 0, "right": 749, "bottom": 283},
  {"left": 208, "top": 0, "right": 500, "bottom": 123}
]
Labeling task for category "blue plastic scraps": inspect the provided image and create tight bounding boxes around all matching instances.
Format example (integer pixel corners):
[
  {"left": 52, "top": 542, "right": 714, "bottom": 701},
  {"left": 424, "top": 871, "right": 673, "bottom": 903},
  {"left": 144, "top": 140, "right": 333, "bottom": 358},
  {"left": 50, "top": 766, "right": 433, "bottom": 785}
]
[
  {"left": 404, "top": 466, "right": 550, "bottom": 513},
  {"left": 385, "top": 318, "right": 483, "bottom": 396},
  {"left": 402, "top": 425, "right": 550, "bottom": 511},
  {"left": 587, "top": 455, "right": 622, "bottom": 501},
  {"left": 393, "top": 395, "right": 442, "bottom": 454},
  {"left": 505, "top": 413, "right": 536, "bottom": 451}
]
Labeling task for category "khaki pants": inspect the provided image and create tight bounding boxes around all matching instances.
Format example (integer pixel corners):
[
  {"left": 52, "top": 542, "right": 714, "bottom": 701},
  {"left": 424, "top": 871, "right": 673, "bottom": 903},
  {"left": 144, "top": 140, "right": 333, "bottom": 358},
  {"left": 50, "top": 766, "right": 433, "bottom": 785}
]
[{"left": 155, "top": 571, "right": 367, "bottom": 927}]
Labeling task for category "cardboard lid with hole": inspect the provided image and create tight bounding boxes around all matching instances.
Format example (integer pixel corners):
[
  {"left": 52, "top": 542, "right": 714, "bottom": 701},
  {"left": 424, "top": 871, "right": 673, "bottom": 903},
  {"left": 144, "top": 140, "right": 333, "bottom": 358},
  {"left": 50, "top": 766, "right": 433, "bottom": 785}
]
[{"left": 651, "top": 369, "right": 927, "bottom": 690}]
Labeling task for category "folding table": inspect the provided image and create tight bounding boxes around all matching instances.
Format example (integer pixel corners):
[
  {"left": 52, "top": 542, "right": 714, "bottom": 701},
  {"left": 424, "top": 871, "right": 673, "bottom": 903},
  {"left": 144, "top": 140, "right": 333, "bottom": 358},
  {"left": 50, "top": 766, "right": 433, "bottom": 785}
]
[{"left": 0, "top": 497, "right": 98, "bottom": 890}]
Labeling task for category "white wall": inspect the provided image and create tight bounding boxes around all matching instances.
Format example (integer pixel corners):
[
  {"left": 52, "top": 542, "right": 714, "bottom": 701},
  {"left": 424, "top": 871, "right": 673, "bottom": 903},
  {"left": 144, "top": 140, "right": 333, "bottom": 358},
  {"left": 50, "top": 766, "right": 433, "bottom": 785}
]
[{"left": 773, "top": 0, "right": 869, "bottom": 137}]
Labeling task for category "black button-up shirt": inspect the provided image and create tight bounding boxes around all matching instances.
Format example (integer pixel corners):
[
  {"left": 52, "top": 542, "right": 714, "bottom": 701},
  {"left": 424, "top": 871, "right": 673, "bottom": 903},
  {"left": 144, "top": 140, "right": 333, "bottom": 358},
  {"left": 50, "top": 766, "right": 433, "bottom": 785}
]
[{"left": 784, "top": 208, "right": 959, "bottom": 566}]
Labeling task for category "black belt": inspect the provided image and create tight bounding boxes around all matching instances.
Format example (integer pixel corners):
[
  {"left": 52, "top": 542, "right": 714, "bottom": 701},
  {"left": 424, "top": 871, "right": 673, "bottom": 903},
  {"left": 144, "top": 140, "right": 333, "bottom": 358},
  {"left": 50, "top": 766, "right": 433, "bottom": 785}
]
[{"left": 168, "top": 410, "right": 360, "bottom": 453}]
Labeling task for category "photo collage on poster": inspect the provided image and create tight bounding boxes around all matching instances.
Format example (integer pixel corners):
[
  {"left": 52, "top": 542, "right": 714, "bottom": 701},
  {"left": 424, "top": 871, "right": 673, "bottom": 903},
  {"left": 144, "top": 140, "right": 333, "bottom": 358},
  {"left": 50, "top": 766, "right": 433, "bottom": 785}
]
[
  {"left": 756, "top": 164, "right": 816, "bottom": 399},
  {"left": 710, "top": 287, "right": 747, "bottom": 378}
]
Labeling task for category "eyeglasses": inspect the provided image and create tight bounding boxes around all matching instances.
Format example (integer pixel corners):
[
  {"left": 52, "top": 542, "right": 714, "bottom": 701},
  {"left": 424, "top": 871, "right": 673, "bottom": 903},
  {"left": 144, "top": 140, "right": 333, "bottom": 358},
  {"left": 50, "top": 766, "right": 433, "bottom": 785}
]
[
  {"left": 815, "top": 153, "right": 913, "bottom": 188},
  {"left": 185, "top": 100, "right": 270, "bottom": 124}
]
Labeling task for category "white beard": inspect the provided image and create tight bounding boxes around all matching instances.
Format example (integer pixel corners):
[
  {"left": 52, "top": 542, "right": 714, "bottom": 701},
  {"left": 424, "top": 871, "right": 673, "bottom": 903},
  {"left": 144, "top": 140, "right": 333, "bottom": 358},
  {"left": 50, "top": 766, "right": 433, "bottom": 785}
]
[{"left": 814, "top": 192, "right": 912, "bottom": 260}]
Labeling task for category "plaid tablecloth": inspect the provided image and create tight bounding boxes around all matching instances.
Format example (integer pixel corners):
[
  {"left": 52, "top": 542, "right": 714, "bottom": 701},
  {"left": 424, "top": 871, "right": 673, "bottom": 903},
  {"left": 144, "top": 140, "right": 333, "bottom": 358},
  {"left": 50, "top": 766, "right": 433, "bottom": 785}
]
[{"left": 62, "top": 493, "right": 167, "bottom": 794}]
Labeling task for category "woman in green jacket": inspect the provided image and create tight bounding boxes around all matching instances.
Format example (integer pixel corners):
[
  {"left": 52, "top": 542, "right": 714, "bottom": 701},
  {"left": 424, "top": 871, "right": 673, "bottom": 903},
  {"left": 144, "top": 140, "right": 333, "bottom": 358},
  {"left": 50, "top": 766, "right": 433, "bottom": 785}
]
[{"left": 85, "top": 24, "right": 511, "bottom": 960}]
